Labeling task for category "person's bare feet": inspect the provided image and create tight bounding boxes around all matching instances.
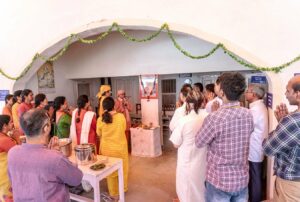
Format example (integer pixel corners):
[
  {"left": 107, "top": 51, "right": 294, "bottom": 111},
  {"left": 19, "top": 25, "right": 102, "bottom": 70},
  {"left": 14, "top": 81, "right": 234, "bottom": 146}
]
[{"left": 110, "top": 195, "right": 119, "bottom": 202}]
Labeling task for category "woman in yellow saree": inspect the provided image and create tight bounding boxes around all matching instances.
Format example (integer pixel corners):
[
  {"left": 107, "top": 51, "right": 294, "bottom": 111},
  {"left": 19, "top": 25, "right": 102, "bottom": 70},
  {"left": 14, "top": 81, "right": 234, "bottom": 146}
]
[
  {"left": 0, "top": 115, "right": 18, "bottom": 202},
  {"left": 96, "top": 97, "right": 128, "bottom": 198}
]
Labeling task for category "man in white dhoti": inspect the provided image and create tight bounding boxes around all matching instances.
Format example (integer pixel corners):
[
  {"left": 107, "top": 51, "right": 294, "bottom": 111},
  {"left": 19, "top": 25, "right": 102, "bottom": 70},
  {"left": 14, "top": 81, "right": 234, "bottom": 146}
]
[{"left": 169, "top": 90, "right": 208, "bottom": 202}]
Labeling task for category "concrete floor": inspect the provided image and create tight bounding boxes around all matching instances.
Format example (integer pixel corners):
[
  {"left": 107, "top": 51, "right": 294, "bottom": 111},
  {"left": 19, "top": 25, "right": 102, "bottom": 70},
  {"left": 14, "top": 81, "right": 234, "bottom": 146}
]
[{"left": 79, "top": 132, "right": 177, "bottom": 202}]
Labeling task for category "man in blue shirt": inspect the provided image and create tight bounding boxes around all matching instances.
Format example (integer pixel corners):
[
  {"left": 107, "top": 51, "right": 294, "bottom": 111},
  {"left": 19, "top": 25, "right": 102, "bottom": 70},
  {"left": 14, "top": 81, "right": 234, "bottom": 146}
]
[{"left": 263, "top": 75, "right": 300, "bottom": 201}]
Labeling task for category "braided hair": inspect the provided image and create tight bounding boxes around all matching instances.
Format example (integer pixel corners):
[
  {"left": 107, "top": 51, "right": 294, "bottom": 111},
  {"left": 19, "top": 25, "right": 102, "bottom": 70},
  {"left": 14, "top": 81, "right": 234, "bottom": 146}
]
[
  {"left": 76, "top": 95, "right": 89, "bottom": 123},
  {"left": 102, "top": 97, "right": 115, "bottom": 124}
]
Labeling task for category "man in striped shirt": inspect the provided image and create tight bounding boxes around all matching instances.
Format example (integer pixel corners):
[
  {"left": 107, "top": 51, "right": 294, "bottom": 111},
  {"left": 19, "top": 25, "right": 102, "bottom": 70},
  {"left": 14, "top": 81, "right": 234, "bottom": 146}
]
[
  {"left": 263, "top": 75, "right": 300, "bottom": 201},
  {"left": 196, "top": 72, "right": 254, "bottom": 202}
]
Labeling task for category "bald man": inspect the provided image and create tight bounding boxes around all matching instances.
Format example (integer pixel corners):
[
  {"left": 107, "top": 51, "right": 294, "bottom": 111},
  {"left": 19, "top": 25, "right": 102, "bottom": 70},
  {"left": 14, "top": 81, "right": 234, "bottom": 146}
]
[{"left": 263, "top": 75, "right": 300, "bottom": 201}]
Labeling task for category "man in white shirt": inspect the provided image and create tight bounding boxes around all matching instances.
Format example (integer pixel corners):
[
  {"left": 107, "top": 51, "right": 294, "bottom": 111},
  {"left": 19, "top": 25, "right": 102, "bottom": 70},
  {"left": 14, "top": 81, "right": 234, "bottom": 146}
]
[{"left": 245, "top": 83, "right": 268, "bottom": 202}]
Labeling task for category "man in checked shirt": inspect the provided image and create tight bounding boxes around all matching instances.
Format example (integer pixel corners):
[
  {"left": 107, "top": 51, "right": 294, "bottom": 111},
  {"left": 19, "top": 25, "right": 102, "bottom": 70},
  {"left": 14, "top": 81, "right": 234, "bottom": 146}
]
[
  {"left": 263, "top": 75, "right": 300, "bottom": 202},
  {"left": 195, "top": 72, "right": 254, "bottom": 202}
]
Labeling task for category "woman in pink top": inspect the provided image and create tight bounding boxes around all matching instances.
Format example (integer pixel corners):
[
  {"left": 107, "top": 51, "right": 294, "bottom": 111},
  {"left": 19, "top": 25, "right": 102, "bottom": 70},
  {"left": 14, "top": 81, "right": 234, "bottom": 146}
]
[
  {"left": 34, "top": 93, "right": 48, "bottom": 110},
  {"left": 18, "top": 89, "right": 33, "bottom": 118}
]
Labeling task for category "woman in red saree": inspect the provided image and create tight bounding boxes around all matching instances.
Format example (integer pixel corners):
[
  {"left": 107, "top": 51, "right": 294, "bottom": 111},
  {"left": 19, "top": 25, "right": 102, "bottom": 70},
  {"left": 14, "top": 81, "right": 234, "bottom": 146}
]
[{"left": 70, "top": 95, "right": 97, "bottom": 150}]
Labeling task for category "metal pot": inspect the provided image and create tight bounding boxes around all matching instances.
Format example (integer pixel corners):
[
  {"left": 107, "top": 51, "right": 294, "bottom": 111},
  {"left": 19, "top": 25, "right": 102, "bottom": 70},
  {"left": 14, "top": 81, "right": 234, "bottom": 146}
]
[
  {"left": 58, "top": 138, "right": 72, "bottom": 157},
  {"left": 74, "top": 143, "right": 97, "bottom": 165}
]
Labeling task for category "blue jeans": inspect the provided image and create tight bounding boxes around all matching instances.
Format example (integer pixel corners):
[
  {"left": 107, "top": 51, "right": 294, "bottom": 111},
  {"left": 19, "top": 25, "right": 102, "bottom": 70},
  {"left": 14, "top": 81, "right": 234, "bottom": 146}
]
[{"left": 205, "top": 181, "right": 248, "bottom": 202}]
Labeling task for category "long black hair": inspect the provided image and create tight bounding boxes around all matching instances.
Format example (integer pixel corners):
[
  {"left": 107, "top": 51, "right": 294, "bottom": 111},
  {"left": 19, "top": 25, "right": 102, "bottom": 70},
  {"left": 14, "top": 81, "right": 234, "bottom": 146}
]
[
  {"left": 185, "top": 90, "right": 205, "bottom": 114},
  {"left": 76, "top": 95, "right": 89, "bottom": 123},
  {"left": 34, "top": 93, "right": 46, "bottom": 108},
  {"left": 5, "top": 94, "right": 13, "bottom": 104},
  {"left": 0, "top": 115, "right": 10, "bottom": 131},
  {"left": 21, "top": 89, "right": 32, "bottom": 102},
  {"left": 102, "top": 97, "right": 115, "bottom": 124},
  {"left": 13, "top": 90, "right": 22, "bottom": 103},
  {"left": 53, "top": 96, "right": 66, "bottom": 122}
]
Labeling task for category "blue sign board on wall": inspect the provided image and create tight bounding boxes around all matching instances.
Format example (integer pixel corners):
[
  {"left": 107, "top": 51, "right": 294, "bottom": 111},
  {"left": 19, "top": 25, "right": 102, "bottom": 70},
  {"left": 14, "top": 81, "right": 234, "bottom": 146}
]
[
  {"left": 0, "top": 90, "right": 9, "bottom": 101},
  {"left": 250, "top": 76, "right": 267, "bottom": 84},
  {"left": 266, "top": 92, "right": 273, "bottom": 109}
]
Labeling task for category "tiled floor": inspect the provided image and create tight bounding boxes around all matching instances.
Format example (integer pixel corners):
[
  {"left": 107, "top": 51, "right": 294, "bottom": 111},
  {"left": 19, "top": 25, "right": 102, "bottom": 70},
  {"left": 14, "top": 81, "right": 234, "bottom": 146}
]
[{"left": 78, "top": 133, "right": 177, "bottom": 202}]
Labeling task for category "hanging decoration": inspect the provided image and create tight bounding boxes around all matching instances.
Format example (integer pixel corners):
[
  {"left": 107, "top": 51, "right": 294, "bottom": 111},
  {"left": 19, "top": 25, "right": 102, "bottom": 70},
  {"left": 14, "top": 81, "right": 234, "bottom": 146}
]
[{"left": 1, "top": 22, "right": 299, "bottom": 80}]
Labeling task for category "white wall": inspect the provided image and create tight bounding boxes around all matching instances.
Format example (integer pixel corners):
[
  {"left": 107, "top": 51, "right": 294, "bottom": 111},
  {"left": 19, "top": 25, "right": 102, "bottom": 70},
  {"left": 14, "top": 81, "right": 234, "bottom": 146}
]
[
  {"left": 0, "top": 75, "right": 15, "bottom": 111},
  {"left": 2, "top": 1, "right": 300, "bottom": 109},
  {"left": 50, "top": 30, "right": 250, "bottom": 78},
  {"left": 24, "top": 61, "right": 77, "bottom": 106},
  {"left": 23, "top": 30, "right": 252, "bottom": 106},
  {"left": 2, "top": 1, "right": 300, "bottom": 117},
  {"left": 2, "top": 1, "right": 300, "bottom": 74}
]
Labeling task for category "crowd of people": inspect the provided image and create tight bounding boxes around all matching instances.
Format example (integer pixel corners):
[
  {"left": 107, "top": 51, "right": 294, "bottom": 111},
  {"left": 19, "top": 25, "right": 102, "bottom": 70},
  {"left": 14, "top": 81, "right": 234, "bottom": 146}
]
[
  {"left": 170, "top": 72, "right": 300, "bottom": 202},
  {"left": 1, "top": 73, "right": 299, "bottom": 202},
  {"left": 0, "top": 86, "right": 132, "bottom": 201}
]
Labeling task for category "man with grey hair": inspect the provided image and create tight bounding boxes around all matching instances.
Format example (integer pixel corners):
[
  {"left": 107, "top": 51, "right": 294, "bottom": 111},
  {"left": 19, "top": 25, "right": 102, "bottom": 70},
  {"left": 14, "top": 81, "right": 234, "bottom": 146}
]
[
  {"left": 8, "top": 109, "right": 83, "bottom": 201},
  {"left": 245, "top": 83, "right": 268, "bottom": 202}
]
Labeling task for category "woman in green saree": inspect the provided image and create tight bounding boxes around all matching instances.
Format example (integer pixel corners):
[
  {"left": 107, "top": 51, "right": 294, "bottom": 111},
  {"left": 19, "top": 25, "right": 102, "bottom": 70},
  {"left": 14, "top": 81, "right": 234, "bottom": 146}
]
[{"left": 53, "top": 96, "right": 72, "bottom": 138}]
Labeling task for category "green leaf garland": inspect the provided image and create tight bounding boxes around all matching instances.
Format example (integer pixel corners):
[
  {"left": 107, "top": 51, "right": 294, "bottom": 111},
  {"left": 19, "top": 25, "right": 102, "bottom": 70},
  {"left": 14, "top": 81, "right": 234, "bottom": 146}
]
[{"left": 1, "top": 22, "right": 299, "bottom": 80}]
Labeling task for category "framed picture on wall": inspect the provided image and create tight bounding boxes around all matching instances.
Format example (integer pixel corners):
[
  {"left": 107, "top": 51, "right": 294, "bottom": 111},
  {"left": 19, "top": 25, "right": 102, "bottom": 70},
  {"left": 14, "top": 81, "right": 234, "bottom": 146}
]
[
  {"left": 139, "top": 74, "right": 158, "bottom": 99},
  {"left": 37, "top": 62, "right": 55, "bottom": 93}
]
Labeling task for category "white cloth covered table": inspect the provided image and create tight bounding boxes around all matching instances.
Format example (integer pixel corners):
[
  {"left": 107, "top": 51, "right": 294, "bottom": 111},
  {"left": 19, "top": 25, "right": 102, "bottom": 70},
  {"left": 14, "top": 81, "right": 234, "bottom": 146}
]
[
  {"left": 130, "top": 127, "right": 162, "bottom": 157},
  {"left": 69, "top": 155, "right": 125, "bottom": 202}
]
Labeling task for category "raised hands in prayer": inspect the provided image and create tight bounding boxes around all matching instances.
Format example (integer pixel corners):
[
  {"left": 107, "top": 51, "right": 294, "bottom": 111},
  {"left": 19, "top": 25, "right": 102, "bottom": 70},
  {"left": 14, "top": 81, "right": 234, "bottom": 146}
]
[
  {"left": 48, "top": 136, "right": 60, "bottom": 151},
  {"left": 211, "top": 100, "right": 220, "bottom": 112},
  {"left": 9, "top": 129, "right": 21, "bottom": 144},
  {"left": 274, "top": 103, "right": 289, "bottom": 122}
]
